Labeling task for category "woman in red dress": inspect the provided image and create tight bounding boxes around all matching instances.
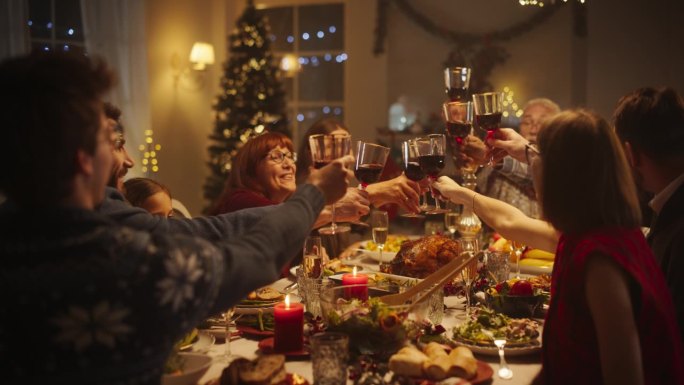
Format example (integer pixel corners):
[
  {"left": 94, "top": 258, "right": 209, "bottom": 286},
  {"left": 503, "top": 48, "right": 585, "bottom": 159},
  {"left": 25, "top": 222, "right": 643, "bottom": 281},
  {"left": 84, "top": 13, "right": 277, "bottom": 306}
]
[{"left": 433, "top": 109, "right": 684, "bottom": 385}]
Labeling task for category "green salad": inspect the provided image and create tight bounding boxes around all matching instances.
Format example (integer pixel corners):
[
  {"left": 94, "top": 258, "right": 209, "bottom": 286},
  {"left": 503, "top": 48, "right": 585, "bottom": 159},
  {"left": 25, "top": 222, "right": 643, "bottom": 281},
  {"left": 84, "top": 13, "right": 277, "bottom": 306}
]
[{"left": 453, "top": 308, "right": 540, "bottom": 346}]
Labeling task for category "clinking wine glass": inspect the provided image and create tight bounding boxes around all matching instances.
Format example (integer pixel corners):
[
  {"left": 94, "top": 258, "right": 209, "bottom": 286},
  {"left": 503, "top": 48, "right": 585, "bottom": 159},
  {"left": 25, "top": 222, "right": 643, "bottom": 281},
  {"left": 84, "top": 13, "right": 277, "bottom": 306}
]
[
  {"left": 355, "top": 141, "right": 390, "bottom": 191},
  {"left": 416, "top": 134, "right": 448, "bottom": 214},
  {"left": 309, "top": 134, "right": 352, "bottom": 235},
  {"left": 444, "top": 66, "right": 471, "bottom": 102},
  {"left": 371, "top": 210, "right": 389, "bottom": 272},
  {"left": 472, "top": 92, "right": 504, "bottom": 166},
  {"left": 400, "top": 140, "right": 426, "bottom": 218}
]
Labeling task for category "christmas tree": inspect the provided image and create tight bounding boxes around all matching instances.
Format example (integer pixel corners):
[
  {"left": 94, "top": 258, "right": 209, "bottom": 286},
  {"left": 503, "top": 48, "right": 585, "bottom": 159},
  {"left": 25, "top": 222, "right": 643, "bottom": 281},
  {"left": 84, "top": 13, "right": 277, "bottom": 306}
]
[{"left": 203, "top": 0, "right": 289, "bottom": 209}]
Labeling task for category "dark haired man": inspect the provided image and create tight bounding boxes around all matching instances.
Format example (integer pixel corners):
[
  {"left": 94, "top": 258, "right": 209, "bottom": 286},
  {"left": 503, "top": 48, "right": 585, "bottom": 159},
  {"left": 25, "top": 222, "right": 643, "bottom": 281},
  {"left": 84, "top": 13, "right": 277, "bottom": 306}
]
[
  {"left": 0, "top": 52, "right": 352, "bottom": 384},
  {"left": 614, "top": 86, "right": 684, "bottom": 339},
  {"left": 103, "top": 102, "right": 135, "bottom": 191}
]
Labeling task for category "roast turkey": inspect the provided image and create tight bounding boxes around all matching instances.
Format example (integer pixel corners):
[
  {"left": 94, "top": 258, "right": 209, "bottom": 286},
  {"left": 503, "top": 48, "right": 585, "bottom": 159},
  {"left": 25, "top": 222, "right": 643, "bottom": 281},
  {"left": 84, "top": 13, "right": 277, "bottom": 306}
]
[{"left": 388, "top": 235, "right": 462, "bottom": 278}]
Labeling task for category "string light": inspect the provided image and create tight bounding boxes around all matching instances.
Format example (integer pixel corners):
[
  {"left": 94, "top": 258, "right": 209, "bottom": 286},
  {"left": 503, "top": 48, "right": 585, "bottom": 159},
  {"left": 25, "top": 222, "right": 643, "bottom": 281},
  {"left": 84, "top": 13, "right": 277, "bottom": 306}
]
[
  {"left": 501, "top": 86, "right": 524, "bottom": 119},
  {"left": 139, "top": 129, "right": 161, "bottom": 175}
]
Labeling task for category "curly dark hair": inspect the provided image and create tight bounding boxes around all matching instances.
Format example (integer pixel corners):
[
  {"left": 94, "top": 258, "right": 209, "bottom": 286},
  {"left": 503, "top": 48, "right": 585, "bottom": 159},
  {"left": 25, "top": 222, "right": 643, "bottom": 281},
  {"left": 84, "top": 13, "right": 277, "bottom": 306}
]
[{"left": 0, "top": 52, "right": 115, "bottom": 206}]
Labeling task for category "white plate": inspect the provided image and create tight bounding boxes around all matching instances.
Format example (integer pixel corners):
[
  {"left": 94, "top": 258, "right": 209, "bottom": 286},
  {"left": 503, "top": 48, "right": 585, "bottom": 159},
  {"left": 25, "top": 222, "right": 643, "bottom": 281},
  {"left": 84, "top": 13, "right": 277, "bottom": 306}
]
[
  {"left": 358, "top": 241, "right": 397, "bottom": 262},
  {"left": 510, "top": 262, "right": 553, "bottom": 275},
  {"left": 453, "top": 337, "right": 542, "bottom": 357},
  {"left": 179, "top": 331, "right": 214, "bottom": 354}
]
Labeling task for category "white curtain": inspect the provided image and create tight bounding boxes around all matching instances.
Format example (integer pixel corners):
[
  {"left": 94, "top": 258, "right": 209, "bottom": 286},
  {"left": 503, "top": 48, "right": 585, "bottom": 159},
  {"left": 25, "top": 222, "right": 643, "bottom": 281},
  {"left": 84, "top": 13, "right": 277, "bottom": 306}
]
[
  {"left": 80, "top": 0, "right": 151, "bottom": 179},
  {"left": 0, "top": 0, "right": 29, "bottom": 59}
]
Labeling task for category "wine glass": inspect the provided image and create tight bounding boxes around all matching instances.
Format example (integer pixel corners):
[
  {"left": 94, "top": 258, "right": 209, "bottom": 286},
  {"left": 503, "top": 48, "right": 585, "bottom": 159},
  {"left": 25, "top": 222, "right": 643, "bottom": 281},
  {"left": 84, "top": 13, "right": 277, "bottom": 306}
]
[
  {"left": 309, "top": 134, "right": 352, "bottom": 235},
  {"left": 355, "top": 141, "right": 389, "bottom": 191},
  {"left": 303, "top": 236, "right": 324, "bottom": 279},
  {"left": 400, "top": 140, "right": 426, "bottom": 218},
  {"left": 444, "top": 67, "right": 471, "bottom": 102},
  {"left": 459, "top": 238, "right": 479, "bottom": 318},
  {"left": 472, "top": 92, "right": 504, "bottom": 166},
  {"left": 371, "top": 210, "right": 389, "bottom": 272},
  {"left": 219, "top": 306, "right": 242, "bottom": 363},
  {"left": 511, "top": 240, "right": 525, "bottom": 279},
  {"left": 444, "top": 203, "right": 460, "bottom": 239},
  {"left": 415, "top": 134, "right": 448, "bottom": 214}
]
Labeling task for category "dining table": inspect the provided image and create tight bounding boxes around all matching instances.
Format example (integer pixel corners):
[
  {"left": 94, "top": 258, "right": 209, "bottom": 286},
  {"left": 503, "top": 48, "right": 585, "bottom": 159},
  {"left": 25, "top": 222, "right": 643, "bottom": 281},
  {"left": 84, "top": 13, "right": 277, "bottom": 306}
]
[{"left": 197, "top": 274, "right": 543, "bottom": 385}]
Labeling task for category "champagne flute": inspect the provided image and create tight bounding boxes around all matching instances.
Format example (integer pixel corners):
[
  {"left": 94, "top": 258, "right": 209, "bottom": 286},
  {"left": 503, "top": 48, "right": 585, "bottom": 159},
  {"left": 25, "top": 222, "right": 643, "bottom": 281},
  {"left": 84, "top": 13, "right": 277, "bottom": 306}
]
[
  {"left": 512, "top": 240, "right": 525, "bottom": 279},
  {"left": 472, "top": 92, "right": 504, "bottom": 166},
  {"left": 303, "top": 236, "right": 324, "bottom": 279},
  {"left": 444, "top": 203, "right": 460, "bottom": 239},
  {"left": 355, "top": 141, "right": 390, "bottom": 191},
  {"left": 371, "top": 210, "right": 389, "bottom": 272},
  {"left": 309, "top": 134, "right": 352, "bottom": 235},
  {"left": 459, "top": 238, "right": 479, "bottom": 318},
  {"left": 444, "top": 67, "right": 471, "bottom": 102},
  {"left": 416, "top": 134, "right": 448, "bottom": 214},
  {"left": 400, "top": 140, "right": 426, "bottom": 218}
]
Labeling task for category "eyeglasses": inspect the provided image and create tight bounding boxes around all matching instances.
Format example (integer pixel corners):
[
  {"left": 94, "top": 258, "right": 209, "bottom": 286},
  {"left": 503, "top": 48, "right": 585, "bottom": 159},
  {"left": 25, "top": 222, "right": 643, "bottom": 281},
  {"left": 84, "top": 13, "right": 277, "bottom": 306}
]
[
  {"left": 112, "top": 132, "right": 126, "bottom": 150},
  {"left": 266, "top": 150, "right": 297, "bottom": 164}
]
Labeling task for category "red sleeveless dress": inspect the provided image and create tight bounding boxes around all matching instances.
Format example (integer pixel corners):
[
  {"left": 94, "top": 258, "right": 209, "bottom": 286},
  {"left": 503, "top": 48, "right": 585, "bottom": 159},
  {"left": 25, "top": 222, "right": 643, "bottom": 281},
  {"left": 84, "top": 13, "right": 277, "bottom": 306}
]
[{"left": 538, "top": 227, "right": 684, "bottom": 384}]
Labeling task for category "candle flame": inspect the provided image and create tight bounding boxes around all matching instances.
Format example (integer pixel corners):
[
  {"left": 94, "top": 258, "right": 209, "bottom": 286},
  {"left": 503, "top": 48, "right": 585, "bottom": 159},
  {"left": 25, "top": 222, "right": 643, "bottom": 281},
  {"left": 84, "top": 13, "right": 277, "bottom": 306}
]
[
  {"left": 352, "top": 266, "right": 357, "bottom": 276},
  {"left": 285, "top": 294, "right": 290, "bottom": 308}
]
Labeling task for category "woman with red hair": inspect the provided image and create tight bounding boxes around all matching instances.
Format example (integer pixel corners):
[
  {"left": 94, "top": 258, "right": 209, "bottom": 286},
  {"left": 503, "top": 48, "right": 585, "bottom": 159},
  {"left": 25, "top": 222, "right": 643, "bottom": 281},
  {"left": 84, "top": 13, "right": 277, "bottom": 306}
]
[{"left": 210, "top": 132, "right": 369, "bottom": 229}]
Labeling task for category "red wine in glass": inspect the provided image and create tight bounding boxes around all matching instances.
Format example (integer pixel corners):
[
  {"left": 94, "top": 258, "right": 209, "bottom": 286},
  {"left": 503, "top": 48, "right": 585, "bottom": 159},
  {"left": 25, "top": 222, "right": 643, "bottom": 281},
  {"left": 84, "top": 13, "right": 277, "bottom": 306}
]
[
  {"left": 313, "top": 161, "right": 330, "bottom": 169},
  {"left": 446, "top": 121, "right": 471, "bottom": 145},
  {"left": 355, "top": 163, "right": 384, "bottom": 188},
  {"left": 476, "top": 112, "right": 503, "bottom": 139},
  {"left": 404, "top": 162, "right": 425, "bottom": 182},
  {"left": 418, "top": 155, "right": 445, "bottom": 179}
]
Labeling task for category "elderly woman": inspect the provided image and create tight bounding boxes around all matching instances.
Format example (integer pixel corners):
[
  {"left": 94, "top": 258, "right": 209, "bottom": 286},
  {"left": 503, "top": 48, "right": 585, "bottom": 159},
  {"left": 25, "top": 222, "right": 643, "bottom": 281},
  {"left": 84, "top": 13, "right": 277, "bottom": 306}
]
[
  {"left": 296, "top": 118, "right": 422, "bottom": 213},
  {"left": 210, "top": 132, "right": 369, "bottom": 229},
  {"left": 433, "top": 110, "right": 683, "bottom": 385}
]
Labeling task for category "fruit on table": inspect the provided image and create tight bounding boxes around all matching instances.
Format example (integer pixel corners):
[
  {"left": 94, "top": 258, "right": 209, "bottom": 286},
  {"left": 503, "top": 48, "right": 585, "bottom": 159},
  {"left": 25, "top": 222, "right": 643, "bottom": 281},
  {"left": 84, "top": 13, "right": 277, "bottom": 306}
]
[
  {"left": 509, "top": 280, "right": 534, "bottom": 296},
  {"left": 519, "top": 258, "right": 553, "bottom": 268},
  {"left": 489, "top": 237, "right": 513, "bottom": 252},
  {"left": 523, "top": 248, "right": 555, "bottom": 261}
]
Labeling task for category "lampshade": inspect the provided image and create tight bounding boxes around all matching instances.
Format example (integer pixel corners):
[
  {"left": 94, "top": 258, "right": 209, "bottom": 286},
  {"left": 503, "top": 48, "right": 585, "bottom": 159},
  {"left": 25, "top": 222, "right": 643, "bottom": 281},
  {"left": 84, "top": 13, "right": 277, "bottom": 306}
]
[{"left": 189, "top": 42, "right": 215, "bottom": 70}]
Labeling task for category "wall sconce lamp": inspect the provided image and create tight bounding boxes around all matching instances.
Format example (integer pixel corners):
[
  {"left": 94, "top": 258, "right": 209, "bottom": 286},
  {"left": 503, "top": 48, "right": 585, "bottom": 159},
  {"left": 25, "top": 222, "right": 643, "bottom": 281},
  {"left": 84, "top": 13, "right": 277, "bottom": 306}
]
[
  {"left": 172, "top": 41, "right": 215, "bottom": 90},
  {"left": 280, "top": 53, "right": 301, "bottom": 77}
]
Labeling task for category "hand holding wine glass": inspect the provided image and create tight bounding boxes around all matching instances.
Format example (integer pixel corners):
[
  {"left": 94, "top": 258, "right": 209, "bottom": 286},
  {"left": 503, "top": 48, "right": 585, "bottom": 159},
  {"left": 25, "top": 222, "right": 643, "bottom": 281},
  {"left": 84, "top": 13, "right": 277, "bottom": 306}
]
[
  {"left": 371, "top": 210, "right": 389, "bottom": 273},
  {"left": 416, "top": 134, "right": 448, "bottom": 214},
  {"left": 309, "top": 134, "right": 352, "bottom": 234},
  {"left": 473, "top": 92, "right": 505, "bottom": 166},
  {"left": 400, "top": 140, "right": 426, "bottom": 218}
]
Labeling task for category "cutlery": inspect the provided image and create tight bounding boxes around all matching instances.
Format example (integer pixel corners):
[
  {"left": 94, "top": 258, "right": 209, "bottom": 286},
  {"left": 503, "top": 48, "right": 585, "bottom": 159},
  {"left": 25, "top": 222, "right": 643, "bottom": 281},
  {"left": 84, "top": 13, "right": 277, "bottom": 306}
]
[{"left": 379, "top": 251, "right": 479, "bottom": 307}]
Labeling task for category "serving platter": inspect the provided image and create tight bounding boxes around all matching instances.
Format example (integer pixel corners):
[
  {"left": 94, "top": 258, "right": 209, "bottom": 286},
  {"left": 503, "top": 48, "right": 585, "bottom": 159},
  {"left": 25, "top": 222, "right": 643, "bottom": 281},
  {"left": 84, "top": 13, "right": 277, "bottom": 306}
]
[{"left": 452, "top": 336, "right": 542, "bottom": 357}]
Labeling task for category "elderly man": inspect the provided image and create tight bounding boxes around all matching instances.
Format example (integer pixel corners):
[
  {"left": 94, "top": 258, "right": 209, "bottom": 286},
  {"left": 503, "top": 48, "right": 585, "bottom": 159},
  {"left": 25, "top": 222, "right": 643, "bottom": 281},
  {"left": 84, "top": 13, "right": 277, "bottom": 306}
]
[
  {"left": 475, "top": 98, "right": 560, "bottom": 219},
  {"left": 0, "top": 52, "right": 351, "bottom": 384},
  {"left": 613, "top": 87, "right": 684, "bottom": 340}
]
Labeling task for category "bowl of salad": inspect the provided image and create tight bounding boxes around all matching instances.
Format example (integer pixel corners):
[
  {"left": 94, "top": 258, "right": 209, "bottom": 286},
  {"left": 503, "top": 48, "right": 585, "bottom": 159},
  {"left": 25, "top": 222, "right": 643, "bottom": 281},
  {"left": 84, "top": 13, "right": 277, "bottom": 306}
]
[{"left": 320, "top": 284, "right": 413, "bottom": 360}]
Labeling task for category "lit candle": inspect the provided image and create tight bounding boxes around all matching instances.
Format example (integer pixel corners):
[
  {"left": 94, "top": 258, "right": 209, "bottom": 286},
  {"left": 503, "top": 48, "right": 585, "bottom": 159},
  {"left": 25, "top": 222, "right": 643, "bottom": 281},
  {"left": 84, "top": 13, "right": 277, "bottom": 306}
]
[
  {"left": 273, "top": 294, "right": 304, "bottom": 352},
  {"left": 342, "top": 266, "right": 369, "bottom": 300}
]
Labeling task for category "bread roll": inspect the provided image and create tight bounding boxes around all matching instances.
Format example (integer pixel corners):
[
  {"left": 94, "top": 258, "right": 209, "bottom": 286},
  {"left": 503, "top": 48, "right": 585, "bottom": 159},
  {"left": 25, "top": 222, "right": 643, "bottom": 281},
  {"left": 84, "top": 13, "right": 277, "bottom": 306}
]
[
  {"left": 388, "top": 347, "right": 428, "bottom": 377},
  {"left": 448, "top": 346, "right": 478, "bottom": 379},
  {"left": 422, "top": 342, "right": 451, "bottom": 380}
]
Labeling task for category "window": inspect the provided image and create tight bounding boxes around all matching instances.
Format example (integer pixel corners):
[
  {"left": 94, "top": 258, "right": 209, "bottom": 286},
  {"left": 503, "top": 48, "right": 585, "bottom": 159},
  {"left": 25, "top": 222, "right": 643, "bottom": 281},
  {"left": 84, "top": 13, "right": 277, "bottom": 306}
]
[
  {"left": 27, "top": 0, "right": 85, "bottom": 55},
  {"left": 258, "top": 2, "right": 345, "bottom": 146}
]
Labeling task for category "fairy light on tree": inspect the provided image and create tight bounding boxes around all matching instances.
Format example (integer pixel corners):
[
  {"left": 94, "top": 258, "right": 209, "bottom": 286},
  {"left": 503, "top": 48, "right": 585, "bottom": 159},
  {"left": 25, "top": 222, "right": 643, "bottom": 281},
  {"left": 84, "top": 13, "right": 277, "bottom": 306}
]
[{"left": 138, "top": 129, "right": 162, "bottom": 176}]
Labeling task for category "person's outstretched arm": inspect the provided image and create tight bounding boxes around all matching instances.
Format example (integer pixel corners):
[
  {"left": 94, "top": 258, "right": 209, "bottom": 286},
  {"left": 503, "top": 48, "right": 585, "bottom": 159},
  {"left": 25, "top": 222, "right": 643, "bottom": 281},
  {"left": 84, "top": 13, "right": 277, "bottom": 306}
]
[
  {"left": 98, "top": 187, "right": 277, "bottom": 242},
  {"left": 432, "top": 176, "right": 558, "bottom": 252}
]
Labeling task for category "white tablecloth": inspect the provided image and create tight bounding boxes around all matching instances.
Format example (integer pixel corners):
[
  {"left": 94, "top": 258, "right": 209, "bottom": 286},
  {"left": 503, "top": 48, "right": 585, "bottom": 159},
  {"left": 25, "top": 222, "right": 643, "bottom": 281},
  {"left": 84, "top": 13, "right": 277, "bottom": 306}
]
[{"left": 198, "top": 278, "right": 542, "bottom": 385}]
